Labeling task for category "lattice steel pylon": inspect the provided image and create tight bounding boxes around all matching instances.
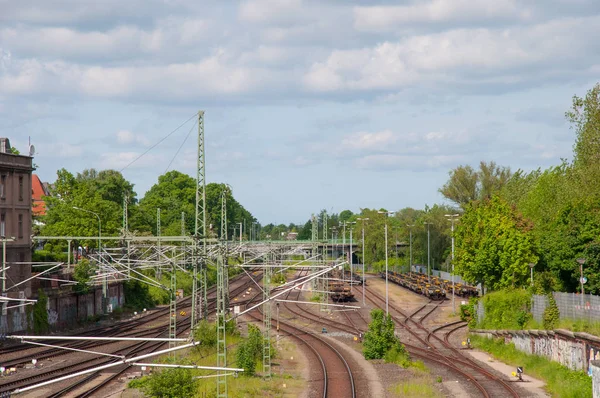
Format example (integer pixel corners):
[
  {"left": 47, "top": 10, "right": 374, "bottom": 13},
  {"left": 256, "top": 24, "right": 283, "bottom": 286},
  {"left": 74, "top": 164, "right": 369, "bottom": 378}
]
[
  {"left": 157, "top": 208, "right": 162, "bottom": 280},
  {"left": 169, "top": 247, "right": 177, "bottom": 350},
  {"left": 311, "top": 214, "right": 318, "bottom": 290},
  {"left": 321, "top": 213, "right": 328, "bottom": 311},
  {"left": 216, "top": 245, "right": 227, "bottom": 397},
  {"left": 192, "top": 110, "right": 207, "bottom": 330},
  {"left": 263, "top": 247, "right": 273, "bottom": 379},
  {"left": 221, "top": 188, "right": 230, "bottom": 312}
]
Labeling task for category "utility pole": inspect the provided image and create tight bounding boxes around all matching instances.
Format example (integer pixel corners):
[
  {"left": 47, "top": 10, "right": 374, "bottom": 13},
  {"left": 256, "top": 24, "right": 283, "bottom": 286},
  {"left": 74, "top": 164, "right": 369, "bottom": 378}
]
[
  {"left": 424, "top": 222, "right": 432, "bottom": 282},
  {"left": 577, "top": 258, "right": 586, "bottom": 308},
  {"left": 192, "top": 110, "right": 207, "bottom": 329},
  {"left": 157, "top": 208, "right": 161, "bottom": 280},
  {"left": 445, "top": 214, "right": 459, "bottom": 314},
  {"left": 407, "top": 224, "right": 414, "bottom": 272},
  {"left": 357, "top": 218, "right": 369, "bottom": 305},
  {"left": 379, "top": 211, "right": 394, "bottom": 317},
  {"left": 348, "top": 221, "right": 356, "bottom": 292}
]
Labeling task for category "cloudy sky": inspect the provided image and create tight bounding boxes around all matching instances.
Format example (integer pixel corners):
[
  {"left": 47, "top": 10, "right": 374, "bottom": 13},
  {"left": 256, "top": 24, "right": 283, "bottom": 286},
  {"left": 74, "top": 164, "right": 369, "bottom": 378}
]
[{"left": 2, "top": 0, "right": 599, "bottom": 224}]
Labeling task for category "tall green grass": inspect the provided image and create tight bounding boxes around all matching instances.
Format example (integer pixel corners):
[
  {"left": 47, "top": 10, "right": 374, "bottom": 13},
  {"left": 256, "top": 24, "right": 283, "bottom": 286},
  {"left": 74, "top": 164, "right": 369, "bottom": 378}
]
[
  {"left": 470, "top": 335, "right": 591, "bottom": 398},
  {"left": 389, "top": 369, "right": 443, "bottom": 398}
]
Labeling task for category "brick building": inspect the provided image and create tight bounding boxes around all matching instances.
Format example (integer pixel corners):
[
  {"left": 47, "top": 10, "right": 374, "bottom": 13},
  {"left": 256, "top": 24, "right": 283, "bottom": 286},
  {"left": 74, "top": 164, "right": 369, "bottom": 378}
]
[{"left": 0, "top": 137, "right": 33, "bottom": 302}]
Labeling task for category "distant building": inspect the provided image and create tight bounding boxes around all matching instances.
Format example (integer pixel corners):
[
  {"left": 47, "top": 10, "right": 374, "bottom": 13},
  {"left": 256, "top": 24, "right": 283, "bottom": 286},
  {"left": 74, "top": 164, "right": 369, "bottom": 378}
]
[
  {"left": 0, "top": 137, "right": 33, "bottom": 301},
  {"left": 32, "top": 174, "right": 49, "bottom": 216},
  {"left": 286, "top": 232, "right": 298, "bottom": 240}
]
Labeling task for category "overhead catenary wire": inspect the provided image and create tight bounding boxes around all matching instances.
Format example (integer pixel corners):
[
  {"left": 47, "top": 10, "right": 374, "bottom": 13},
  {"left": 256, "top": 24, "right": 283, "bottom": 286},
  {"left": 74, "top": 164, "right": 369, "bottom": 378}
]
[
  {"left": 164, "top": 118, "right": 197, "bottom": 174},
  {"left": 119, "top": 113, "right": 197, "bottom": 172}
]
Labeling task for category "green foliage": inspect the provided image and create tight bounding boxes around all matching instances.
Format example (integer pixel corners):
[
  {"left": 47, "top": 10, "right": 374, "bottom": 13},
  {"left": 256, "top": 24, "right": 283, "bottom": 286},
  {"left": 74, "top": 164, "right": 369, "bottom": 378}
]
[
  {"left": 478, "top": 289, "right": 532, "bottom": 330},
  {"left": 384, "top": 343, "right": 411, "bottom": 368},
  {"left": 543, "top": 294, "right": 560, "bottom": 330},
  {"left": 123, "top": 280, "right": 156, "bottom": 310},
  {"left": 132, "top": 368, "right": 197, "bottom": 398},
  {"left": 459, "top": 298, "right": 477, "bottom": 328},
  {"left": 363, "top": 309, "right": 400, "bottom": 359},
  {"left": 32, "top": 289, "right": 49, "bottom": 334},
  {"left": 193, "top": 319, "right": 217, "bottom": 349},
  {"left": 439, "top": 161, "right": 511, "bottom": 208},
  {"left": 470, "top": 335, "right": 592, "bottom": 398},
  {"left": 236, "top": 324, "right": 264, "bottom": 376},
  {"left": 72, "top": 259, "right": 94, "bottom": 294},
  {"left": 271, "top": 272, "right": 286, "bottom": 284},
  {"left": 455, "top": 196, "right": 538, "bottom": 290}
]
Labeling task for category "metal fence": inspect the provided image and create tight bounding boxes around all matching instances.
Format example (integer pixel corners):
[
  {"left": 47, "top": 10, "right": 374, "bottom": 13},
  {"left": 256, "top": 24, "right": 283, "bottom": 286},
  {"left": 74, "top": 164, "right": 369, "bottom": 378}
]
[{"left": 477, "top": 292, "right": 600, "bottom": 325}]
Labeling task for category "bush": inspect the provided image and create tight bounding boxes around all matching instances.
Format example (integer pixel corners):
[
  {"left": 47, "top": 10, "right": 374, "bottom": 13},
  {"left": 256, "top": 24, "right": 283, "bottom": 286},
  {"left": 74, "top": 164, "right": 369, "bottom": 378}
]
[
  {"left": 193, "top": 320, "right": 217, "bottom": 349},
  {"left": 30, "top": 289, "right": 49, "bottom": 334},
  {"left": 134, "top": 368, "right": 197, "bottom": 398},
  {"left": 123, "top": 280, "right": 156, "bottom": 310},
  {"left": 384, "top": 342, "right": 411, "bottom": 368},
  {"left": 73, "top": 259, "right": 94, "bottom": 294},
  {"left": 543, "top": 294, "right": 560, "bottom": 330},
  {"left": 460, "top": 298, "right": 477, "bottom": 328},
  {"left": 236, "top": 340, "right": 258, "bottom": 376},
  {"left": 363, "top": 309, "right": 400, "bottom": 359},
  {"left": 479, "top": 289, "right": 532, "bottom": 330}
]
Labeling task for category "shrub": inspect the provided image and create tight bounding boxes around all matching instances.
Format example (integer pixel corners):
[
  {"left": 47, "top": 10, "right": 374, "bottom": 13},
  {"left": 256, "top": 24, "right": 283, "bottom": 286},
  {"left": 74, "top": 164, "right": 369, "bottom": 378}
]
[
  {"left": 384, "top": 342, "right": 411, "bottom": 367},
  {"left": 137, "top": 368, "right": 197, "bottom": 398},
  {"left": 543, "top": 294, "right": 560, "bottom": 330},
  {"left": 363, "top": 309, "right": 400, "bottom": 359},
  {"left": 460, "top": 298, "right": 477, "bottom": 327},
  {"left": 31, "top": 289, "right": 49, "bottom": 334},
  {"left": 73, "top": 259, "right": 94, "bottom": 294},
  {"left": 479, "top": 289, "right": 532, "bottom": 330},
  {"left": 193, "top": 320, "right": 217, "bottom": 349},
  {"left": 123, "top": 280, "right": 155, "bottom": 310}
]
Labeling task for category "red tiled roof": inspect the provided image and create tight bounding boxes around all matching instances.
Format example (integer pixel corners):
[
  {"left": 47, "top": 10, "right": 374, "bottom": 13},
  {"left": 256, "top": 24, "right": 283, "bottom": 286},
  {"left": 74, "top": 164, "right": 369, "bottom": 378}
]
[{"left": 32, "top": 174, "right": 47, "bottom": 216}]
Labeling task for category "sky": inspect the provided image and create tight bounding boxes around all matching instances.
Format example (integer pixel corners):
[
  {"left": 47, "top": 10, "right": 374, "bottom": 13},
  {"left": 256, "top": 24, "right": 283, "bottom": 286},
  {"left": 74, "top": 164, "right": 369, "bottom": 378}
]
[{"left": 2, "top": 0, "right": 599, "bottom": 224}]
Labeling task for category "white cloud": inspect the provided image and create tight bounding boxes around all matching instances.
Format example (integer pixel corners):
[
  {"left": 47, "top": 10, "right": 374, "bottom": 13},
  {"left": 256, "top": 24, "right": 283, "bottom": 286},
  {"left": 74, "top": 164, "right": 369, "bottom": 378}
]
[
  {"left": 116, "top": 130, "right": 150, "bottom": 146},
  {"left": 44, "top": 143, "right": 84, "bottom": 158},
  {"left": 99, "top": 152, "right": 164, "bottom": 169},
  {"left": 354, "top": 0, "right": 526, "bottom": 31},
  {"left": 341, "top": 130, "right": 398, "bottom": 151},
  {"left": 238, "top": 0, "right": 303, "bottom": 23},
  {"left": 304, "top": 16, "right": 600, "bottom": 92}
]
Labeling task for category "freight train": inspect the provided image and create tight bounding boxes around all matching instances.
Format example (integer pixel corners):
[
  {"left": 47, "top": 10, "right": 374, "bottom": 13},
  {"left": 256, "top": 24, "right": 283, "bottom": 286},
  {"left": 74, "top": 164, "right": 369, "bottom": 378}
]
[{"left": 381, "top": 271, "right": 479, "bottom": 300}]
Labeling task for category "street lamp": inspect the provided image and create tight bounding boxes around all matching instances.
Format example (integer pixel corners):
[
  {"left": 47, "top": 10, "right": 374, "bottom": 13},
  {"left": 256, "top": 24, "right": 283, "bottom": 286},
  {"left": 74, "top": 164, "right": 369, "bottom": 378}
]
[
  {"left": 577, "top": 258, "right": 586, "bottom": 308},
  {"left": 238, "top": 222, "right": 242, "bottom": 243},
  {"left": 406, "top": 224, "right": 415, "bottom": 272},
  {"left": 348, "top": 221, "right": 356, "bottom": 292},
  {"left": 423, "top": 222, "right": 433, "bottom": 282},
  {"left": 529, "top": 263, "right": 535, "bottom": 286},
  {"left": 73, "top": 206, "right": 105, "bottom": 313},
  {"left": 445, "top": 214, "right": 459, "bottom": 313},
  {"left": 357, "top": 217, "right": 369, "bottom": 305},
  {"left": 378, "top": 211, "right": 394, "bottom": 317}
]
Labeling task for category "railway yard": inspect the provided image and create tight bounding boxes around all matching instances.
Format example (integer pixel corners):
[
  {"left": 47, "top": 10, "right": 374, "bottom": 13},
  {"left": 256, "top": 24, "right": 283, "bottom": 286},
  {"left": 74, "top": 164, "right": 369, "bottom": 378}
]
[{"left": 0, "top": 269, "right": 549, "bottom": 397}]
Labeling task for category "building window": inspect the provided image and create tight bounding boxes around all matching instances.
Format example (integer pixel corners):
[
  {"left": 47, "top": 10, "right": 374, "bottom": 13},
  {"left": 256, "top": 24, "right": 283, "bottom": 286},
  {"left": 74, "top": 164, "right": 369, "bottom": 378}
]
[
  {"left": 19, "top": 176, "right": 24, "bottom": 201},
  {"left": 0, "top": 213, "right": 5, "bottom": 237},
  {"left": 18, "top": 214, "right": 23, "bottom": 239},
  {"left": 0, "top": 174, "right": 5, "bottom": 199}
]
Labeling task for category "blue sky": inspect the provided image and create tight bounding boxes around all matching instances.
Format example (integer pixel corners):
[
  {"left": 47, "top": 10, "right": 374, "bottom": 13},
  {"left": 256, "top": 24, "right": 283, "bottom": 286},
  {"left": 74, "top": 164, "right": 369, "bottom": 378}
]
[{"left": 2, "top": 0, "right": 599, "bottom": 224}]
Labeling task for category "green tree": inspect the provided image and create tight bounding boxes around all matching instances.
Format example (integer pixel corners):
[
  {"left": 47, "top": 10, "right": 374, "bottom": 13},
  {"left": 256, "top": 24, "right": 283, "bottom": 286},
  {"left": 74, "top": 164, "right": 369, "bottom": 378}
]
[
  {"left": 363, "top": 309, "right": 400, "bottom": 359},
  {"left": 32, "top": 289, "right": 49, "bottom": 334},
  {"left": 440, "top": 161, "right": 511, "bottom": 208},
  {"left": 455, "top": 196, "right": 538, "bottom": 291},
  {"left": 73, "top": 259, "right": 94, "bottom": 294},
  {"left": 543, "top": 294, "right": 560, "bottom": 330}
]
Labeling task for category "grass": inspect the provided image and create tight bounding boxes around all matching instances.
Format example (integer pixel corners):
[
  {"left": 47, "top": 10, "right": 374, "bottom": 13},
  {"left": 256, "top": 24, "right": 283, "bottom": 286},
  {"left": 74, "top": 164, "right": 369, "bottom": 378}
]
[
  {"left": 389, "top": 368, "right": 443, "bottom": 398},
  {"left": 525, "top": 318, "right": 600, "bottom": 337},
  {"left": 129, "top": 327, "right": 302, "bottom": 397},
  {"left": 470, "top": 334, "right": 592, "bottom": 398}
]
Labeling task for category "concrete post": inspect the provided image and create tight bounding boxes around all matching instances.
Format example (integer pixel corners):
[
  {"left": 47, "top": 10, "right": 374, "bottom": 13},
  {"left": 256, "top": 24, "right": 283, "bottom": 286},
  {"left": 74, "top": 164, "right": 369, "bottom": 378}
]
[{"left": 591, "top": 360, "right": 600, "bottom": 398}]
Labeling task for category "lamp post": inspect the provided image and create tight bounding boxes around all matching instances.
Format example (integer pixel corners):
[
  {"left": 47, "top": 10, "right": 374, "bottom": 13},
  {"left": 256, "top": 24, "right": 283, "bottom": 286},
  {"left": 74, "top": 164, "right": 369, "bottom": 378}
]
[
  {"left": 348, "top": 221, "right": 356, "bottom": 293},
  {"left": 378, "top": 211, "right": 394, "bottom": 317},
  {"left": 445, "top": 214, "right": 459, "bottom": 314},
  {"left": 238, "top": 222, "right": 242, "bottom": 243},
  {"left": 357, "top": 217, "right": 369, "bottom": 305},
  {"left": 423, "top": 222, "right": 432, "bottom": 282},
  {"left": 529, "top": 263, "right": 535, "bottom": 286},
  {"left": 577, "top": 258, "right": 586, "bottom": 308},
  {"left": 406, "top": 224, "right": 414, "bottom": 272},
  {"left": 73, "top": 206, "right": 105, "bottom": 313},
  {"left": 251, "top": 222, "right": 256, "bottom": 241}
]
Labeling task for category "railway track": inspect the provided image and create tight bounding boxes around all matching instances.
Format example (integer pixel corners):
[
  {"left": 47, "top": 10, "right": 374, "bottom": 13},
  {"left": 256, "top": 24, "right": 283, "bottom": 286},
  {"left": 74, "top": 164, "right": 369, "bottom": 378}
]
[
  {"left": 244, "top": 268, "right": 356, "bottom": 398},
  {"left": 363, "top": 284, "right": 520, "bottom": 398},
  {"left": 0, "top": 270, "right": 262, "bottom": 397}
]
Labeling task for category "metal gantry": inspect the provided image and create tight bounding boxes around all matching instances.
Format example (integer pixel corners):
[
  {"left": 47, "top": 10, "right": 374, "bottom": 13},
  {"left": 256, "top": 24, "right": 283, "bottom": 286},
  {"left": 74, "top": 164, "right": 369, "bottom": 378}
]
[
  {"left": 216, "top": 246, "right": 227, "bottom": 397},
  {"left": 192, "top": 110, "right": 207, "bottom": 330},
  {"left": 262, "top": 247, "right": 273, "bottom": 379}
]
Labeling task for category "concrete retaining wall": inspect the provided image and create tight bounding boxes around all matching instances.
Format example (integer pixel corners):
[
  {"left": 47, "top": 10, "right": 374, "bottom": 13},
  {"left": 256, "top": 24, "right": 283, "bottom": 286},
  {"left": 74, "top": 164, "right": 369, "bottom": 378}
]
[
  {"left": 471, "top": 329, "right": 600, "bottom": 374},
  {"left": 591, "top": 360, "right": 600, "bottom": 398},
  {"left": 1, "top": 283, "right": 124, "bottom": 333}
]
